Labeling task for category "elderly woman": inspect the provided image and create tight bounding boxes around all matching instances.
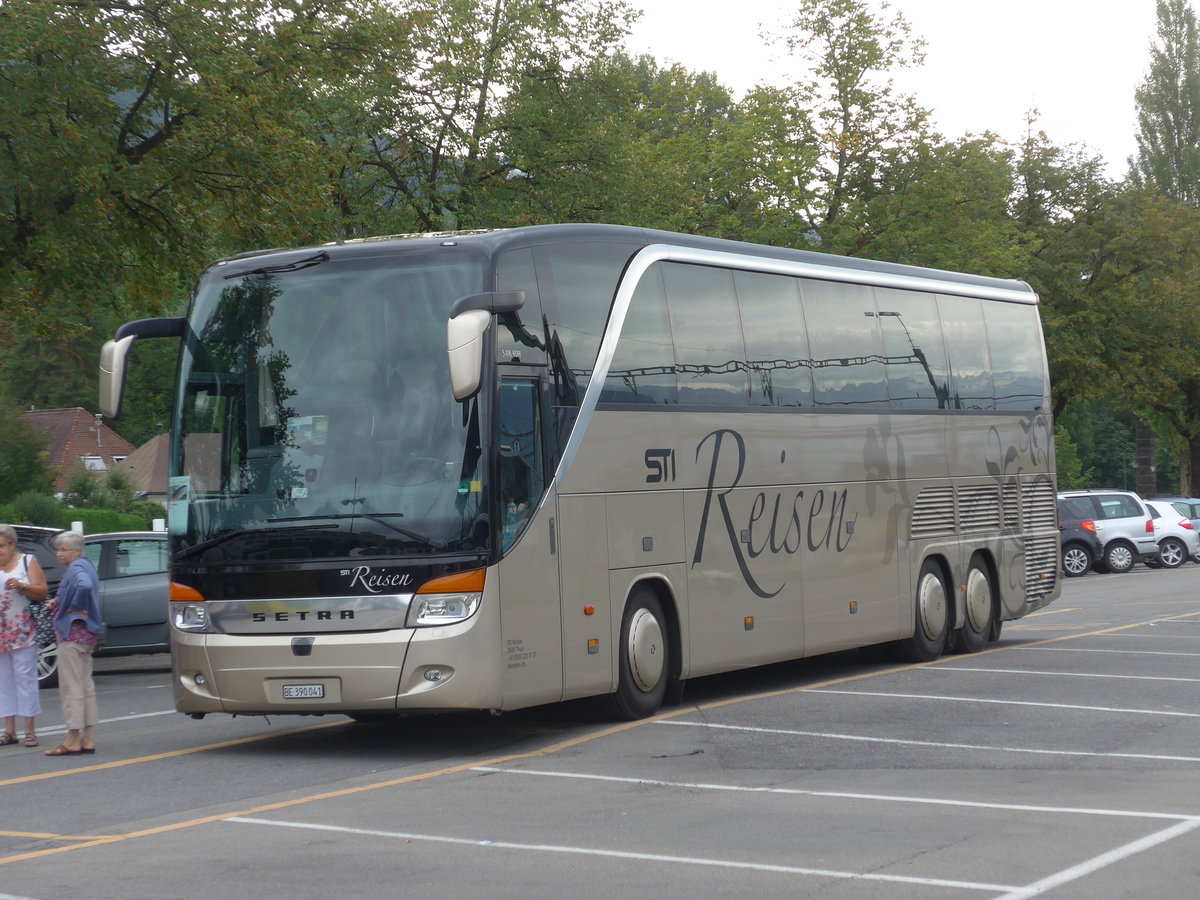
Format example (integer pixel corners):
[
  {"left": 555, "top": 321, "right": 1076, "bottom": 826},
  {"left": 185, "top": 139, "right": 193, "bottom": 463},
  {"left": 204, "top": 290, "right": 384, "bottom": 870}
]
[
  {"left": 0, "top": 524, "right": 49, "bottom": 748},
  {"left": 45, "top": 531, "right": 102, "bottom": 756}
]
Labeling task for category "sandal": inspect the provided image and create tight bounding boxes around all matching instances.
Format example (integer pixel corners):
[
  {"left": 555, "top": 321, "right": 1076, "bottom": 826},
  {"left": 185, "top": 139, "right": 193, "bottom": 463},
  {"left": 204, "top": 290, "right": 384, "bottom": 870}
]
[
  {"left": 0, "top": 732, "right": 16, "bottom": 746},
  {"left": 44, "top": 744, "right": 84, "bottom": 756},
  {"left": 24, "top": 734, "right": 38, "bottom": 748}
]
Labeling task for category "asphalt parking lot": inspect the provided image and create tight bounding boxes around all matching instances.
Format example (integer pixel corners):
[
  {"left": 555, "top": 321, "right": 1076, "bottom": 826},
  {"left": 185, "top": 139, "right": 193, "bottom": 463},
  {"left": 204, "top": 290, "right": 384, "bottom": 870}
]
[{"left": 2, "top": 565, "right": 1199, "bottom": 899}]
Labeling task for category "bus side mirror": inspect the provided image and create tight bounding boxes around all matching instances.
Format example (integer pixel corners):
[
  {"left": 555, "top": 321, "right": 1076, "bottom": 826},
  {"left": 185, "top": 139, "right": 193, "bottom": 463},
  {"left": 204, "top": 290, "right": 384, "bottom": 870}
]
[
  {"left": 99, "top": 335, "right": 136, "bottom": 419},
  {"left": 99, "top": 316, "right": 186, "bottom": 418},
  {"left": 446, "top": 291, "right": 525, "bottom": 401},
  {"left": 448, "top": 309, "right": 492, "bottom": 401}
]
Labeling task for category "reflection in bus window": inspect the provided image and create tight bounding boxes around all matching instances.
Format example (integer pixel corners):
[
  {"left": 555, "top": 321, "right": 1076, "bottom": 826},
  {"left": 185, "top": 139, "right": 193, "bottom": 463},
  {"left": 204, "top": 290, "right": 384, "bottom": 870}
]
[
  {"left": 662, "top": 263, "right": 750, "bottom": 405},
  {"left": 602, "top": 264, "right": 678, "bottom": 404},
  {"left": 984, "top": 302, "right": 1047, "bottom": 410},
  {"left": 499, "top": 379, "right": 544, "bottom": 549},
  {"left": 736, "top": 271, "right": 814, "bottom": 407},
  {"left": 803, "top": 279, "right": 889, "bottom": 407},
  {"left": 872, "top": 288, "right": 950, "bottom": 409},
  {"left": 939, "top": 296, "right": 995, "bottom": 410}
]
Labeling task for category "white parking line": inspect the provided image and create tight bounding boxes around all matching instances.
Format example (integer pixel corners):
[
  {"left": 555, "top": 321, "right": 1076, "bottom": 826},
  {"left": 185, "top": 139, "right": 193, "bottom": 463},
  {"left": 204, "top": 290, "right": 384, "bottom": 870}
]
[
  {"left": 1016, "top": 646, "right": 1200, "bottom": 657},
  {"left": 993, "top": 817, "right": 1200, "bottom": 900},
  {"left": 472, "top": 766, "right": 1196, "bottom": 821},
  {"left": 35, "top": 710, "right": 176, "bottom": 737},
  {"left": 932, "top": 666, "right": 1200, "bottom": 683},
  {"left": 464, "top": 767, "right": 1200, "bottom": 898},
  {"left": 226, "top": 815, "right": 1020, "bottom": 893},
  {"left": 805, "top": 689, "right": 1200, "bottom": 718},
  {"left": 657, "top": 719, "right": 1200, "bottom": 764}
]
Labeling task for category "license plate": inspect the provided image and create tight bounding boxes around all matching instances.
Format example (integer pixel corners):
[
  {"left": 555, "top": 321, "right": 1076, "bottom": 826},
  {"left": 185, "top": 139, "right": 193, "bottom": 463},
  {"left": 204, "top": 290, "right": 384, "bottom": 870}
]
[{"left": 282, "top": 684, "right": 325, "bottom": 700}]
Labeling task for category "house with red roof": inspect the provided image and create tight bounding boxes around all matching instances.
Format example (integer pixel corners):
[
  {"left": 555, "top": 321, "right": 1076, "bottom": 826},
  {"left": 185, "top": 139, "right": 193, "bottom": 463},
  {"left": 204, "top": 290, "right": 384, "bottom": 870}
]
[{"left": 19, "top": 408, "right": 137, "bottom": 494}]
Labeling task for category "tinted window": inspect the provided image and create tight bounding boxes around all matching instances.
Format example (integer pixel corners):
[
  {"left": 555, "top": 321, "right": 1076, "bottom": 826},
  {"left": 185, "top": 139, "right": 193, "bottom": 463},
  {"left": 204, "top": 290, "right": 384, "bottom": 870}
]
[
  {"left": 526, "top": 242, "right": 640, "bottom": 402},
  {"left": 873, "top": 288, "right": 950, "bottom": 409},
  {"left": 803, "top": 279, "right": 888, "bottom": 407},
  {"left": 495, "top": 247, "right": 546, "bottom": 366},
  {"left": 1061, "top": 496, "right": 1098, "bottom": 519},
  {"left": 662, "top": 263, "right": 749, "bottom": 406},
  {"left": 736, "top": 271, "right": 813, "bottom": 406},
  {"left": 602, "top": 264, "right": 678, "bottom": 404},
  {"left": 984, "top": 301, "right": 1047, "bottom": 410},
  {"left": 939, "top": 295, "right": 995, "bottom": 410}
]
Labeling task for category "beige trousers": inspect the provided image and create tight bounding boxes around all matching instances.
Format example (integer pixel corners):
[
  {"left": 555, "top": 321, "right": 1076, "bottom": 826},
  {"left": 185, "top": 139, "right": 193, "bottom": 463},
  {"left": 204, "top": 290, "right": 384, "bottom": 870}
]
[{"left": 57, "top": 641, "right": 98, "bottom": 731}]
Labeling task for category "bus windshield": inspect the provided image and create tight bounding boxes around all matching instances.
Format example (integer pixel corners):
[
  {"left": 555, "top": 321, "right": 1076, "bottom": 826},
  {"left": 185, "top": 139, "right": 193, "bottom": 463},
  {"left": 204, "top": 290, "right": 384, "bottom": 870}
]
[{"left": 171, "top": 252, "right": 489, "bottom": 562}]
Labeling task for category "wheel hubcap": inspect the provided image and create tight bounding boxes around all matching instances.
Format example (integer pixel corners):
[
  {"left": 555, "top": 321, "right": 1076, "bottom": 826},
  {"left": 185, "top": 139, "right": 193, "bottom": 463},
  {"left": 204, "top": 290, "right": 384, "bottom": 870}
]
[
  {"left": 917, "top": 573, "right": 947, "bottom": 640},
  {"left": 965, "top": 567, "right": 992, "bottom": 632},
  {"left": 1110, "top": 546, "right": 1133, "bottom": 570},
  {"left": 627, "top": 608, "right": 664, "bottom": 693}
]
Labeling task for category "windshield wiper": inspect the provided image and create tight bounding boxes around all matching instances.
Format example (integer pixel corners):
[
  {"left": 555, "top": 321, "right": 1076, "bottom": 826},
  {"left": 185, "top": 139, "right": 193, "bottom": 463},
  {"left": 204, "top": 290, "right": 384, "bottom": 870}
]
[
  {"left": 176, "top": 522, "right": 336, "bottom": 560},
  {"left": 267, "top": 513, "right": 449, "bottom": 551},
  {"left": 224, "top": 250, "right": 330, "bottom": 280}
]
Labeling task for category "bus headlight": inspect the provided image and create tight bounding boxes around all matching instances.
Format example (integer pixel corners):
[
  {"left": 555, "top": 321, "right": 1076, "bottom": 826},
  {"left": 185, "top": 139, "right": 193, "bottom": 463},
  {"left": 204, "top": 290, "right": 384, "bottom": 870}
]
[
  {"left": 406, "top": 569, "right": 485, "bottom": 628},
  {"left": 170, "top": 582, "right": 210, "bottom": 633},
  {"left": 174, "top": 604, "right": 210, "bottom": 633}
]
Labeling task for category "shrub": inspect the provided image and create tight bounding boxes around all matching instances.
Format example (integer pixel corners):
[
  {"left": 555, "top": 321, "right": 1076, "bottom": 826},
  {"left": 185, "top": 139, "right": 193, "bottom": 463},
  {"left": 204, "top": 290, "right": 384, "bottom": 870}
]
[
  {"left": 67, "top": 509, "right": 146, "bottom": 534},
  {"left": 11, "top": 492, "right": 67, "bottom": 528}
]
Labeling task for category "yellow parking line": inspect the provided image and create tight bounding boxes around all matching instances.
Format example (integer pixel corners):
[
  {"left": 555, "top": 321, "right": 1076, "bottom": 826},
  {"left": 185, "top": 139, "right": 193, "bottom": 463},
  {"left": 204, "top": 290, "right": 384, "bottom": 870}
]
[
  {"left": 6, "top": 608, "right": 1200, "bottom": 865},
  {"left": 1026, "top": 607, "right": 1081, "bottom": 617},
  {"left": 0, "top": 720, "right": 344, "bottom": 789}
]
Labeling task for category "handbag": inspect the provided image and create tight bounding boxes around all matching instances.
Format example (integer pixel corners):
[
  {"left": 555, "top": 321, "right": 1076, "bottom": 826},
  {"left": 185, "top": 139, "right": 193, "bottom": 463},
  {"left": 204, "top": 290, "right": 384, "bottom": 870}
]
[{"left": 32, "top": 594, "right": 56, "bottom": 648}]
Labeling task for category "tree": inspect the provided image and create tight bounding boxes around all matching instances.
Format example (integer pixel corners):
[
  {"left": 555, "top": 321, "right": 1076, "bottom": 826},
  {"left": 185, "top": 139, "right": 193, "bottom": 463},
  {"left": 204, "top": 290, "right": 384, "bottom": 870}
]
[
  {"left": 344, "top": 0, "right": 636, "bottom": 232},
  {"left": 1132, "top": 0, "right": 1200, "bottom": 204},
  {"left": 0, "top": 403, "right": 54, "bottom": 502},
  {"left": 0, "top": 0, "right": 424, "bottom": 327},
  {"left": 770, "top": 0, "right": 931, "bottom": 249}
]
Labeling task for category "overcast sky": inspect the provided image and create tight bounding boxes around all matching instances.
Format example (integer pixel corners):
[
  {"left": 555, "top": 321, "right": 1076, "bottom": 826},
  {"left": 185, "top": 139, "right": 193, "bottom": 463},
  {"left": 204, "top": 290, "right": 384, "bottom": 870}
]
[{"left": 624, "top": 0, "right": 1162, "bottom": 179}]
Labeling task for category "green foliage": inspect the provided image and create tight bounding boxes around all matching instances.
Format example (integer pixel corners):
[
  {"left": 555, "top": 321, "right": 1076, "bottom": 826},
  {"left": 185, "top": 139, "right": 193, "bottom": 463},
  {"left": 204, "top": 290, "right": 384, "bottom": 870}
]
[
  {"left": 1132, "top": 0, "right": 1200, "bottom": 204},
  {"left": 1053, "top": 426, "right": 1091, "bottom": 490},
  {"left": 64, "top": 465, "right": 145, "bottom": 513},
  {"left": 70, "top": 509, "right": 147, "bottom": 535},
  {"left": 130, "top": 500, "right": 168, "bottom": 529},
  {"left": 10, "top": 492, "right": 67, "bottom": 528},
  {"left": 0, "top": 403, "right": 54, "bottom": 502}
]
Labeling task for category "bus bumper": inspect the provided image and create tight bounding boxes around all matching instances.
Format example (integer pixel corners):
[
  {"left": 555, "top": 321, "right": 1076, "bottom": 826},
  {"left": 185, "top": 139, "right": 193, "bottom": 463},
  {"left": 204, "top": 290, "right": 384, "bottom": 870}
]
[{"left": 172, "top": 611, "right": 505, "bottom": 716}]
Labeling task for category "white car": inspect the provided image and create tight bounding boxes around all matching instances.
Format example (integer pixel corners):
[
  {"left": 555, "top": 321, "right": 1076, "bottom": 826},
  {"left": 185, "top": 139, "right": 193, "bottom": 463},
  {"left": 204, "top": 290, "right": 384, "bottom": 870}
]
[{"left": 1144, "top": 499, "right": 1200, "bottom": 568}]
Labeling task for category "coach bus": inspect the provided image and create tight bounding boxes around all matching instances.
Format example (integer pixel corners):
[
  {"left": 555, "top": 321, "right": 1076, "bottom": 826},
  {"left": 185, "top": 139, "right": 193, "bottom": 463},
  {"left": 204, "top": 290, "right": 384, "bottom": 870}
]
[{"left": 99, "top": 224, "right": 1060, "bottom": 720}]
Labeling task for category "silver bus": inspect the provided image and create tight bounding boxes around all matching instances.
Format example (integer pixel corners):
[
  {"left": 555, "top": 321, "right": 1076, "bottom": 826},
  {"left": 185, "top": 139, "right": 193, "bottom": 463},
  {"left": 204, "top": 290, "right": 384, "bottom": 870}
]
[{"left": 99, "top": 224, "right": 1060, "bottom": 720}]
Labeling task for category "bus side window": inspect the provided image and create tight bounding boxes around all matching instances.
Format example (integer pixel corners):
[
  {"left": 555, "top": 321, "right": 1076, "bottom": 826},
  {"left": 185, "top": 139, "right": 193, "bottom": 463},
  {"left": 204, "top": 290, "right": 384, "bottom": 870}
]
[{"left": 499, "top": 379, "right": 545, "bottom": 549}]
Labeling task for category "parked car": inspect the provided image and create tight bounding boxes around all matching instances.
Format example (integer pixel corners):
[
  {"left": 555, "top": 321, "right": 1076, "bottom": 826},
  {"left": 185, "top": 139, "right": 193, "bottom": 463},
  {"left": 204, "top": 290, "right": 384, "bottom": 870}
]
[
  {"left": 1056, "top": 500, "right": 1104, "bottom": 577},
  {"left": 1143, "top": 500, "right": 1200, "bottom": 568},
  {"left": 1154, "top": 497, "right": 1200, "bottom": 560},
  {"left": 13, "top": 528, "right": 169, "bottom": 687},
  {"left": 1056, "top": 490, "right": 1158, "bottom": 573}
]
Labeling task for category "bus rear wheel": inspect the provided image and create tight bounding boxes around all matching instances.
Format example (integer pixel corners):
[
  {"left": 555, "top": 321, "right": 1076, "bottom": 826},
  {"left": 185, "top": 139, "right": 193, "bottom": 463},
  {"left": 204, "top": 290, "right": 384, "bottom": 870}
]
[
  {"left": 955, "top": 554, "right": 994, "bottom": 654},
  {"left": 602, "top": 586, "right": 669, "bottom": 720},
  {"left": 893, "top": 559, "right": 949, "bottom": 663}
]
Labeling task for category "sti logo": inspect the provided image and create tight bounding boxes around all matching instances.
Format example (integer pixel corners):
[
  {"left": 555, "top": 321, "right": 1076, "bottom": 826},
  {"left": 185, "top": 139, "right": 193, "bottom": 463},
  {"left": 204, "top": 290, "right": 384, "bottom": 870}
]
[{"left": 645, "top": 448, "right": 676, "bottom": 483}]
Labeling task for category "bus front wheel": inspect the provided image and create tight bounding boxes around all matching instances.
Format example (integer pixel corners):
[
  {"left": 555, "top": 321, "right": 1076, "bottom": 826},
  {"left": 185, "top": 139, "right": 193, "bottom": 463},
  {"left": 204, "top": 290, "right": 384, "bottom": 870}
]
[
  {"left": 602, "top": 586, "right": 669, "bottom": 720},
  {"left": 893, "top": 559, "right": 948, "bottom": 663}
]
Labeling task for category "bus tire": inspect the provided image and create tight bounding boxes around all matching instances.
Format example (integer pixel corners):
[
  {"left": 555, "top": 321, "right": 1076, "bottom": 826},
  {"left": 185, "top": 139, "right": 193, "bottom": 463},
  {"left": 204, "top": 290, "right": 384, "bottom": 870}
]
[
  {"left": 602, "top": 586, "right": 669, "bottom": 720},
  {"left": 955, "top": 554, "right": 994, "bottom": 654},
  {"left": 893, "top": 559, "right": 948, "bottom": 663}
]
